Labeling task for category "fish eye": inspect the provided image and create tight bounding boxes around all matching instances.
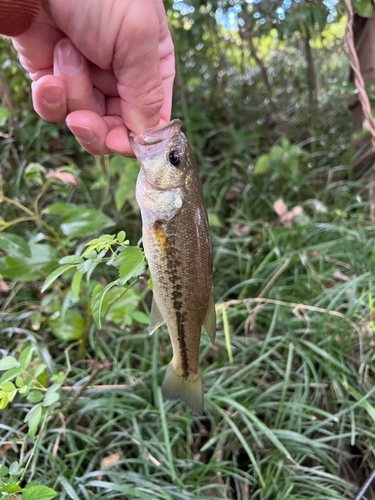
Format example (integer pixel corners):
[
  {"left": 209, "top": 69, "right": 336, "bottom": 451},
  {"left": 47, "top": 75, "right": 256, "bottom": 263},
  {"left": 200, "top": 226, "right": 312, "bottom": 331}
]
[{"left": 168, "top": 150, "right": 181, "bottom": 167}]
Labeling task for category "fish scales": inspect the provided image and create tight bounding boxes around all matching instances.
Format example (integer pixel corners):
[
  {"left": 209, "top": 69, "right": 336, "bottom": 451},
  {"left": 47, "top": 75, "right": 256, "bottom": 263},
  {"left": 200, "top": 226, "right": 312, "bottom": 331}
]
[{"left": 130, "top": 120, "right": 216, "bottom": 415}]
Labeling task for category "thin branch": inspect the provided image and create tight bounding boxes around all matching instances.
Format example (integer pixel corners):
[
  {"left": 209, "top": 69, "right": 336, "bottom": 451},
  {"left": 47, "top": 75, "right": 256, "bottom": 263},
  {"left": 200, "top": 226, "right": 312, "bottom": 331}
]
[
  {"left": 344, "top": 0, "right": 375, "bottom": 149},
  {"left": 248, "top": 32, "right": 269, "bottom": 86},
  {"left": 221, "top": 297, "right": 363, "bottom": 336},
  {"left": 250, "top": 257, "right": 291, "bottom": 330},
  {"left": 258, "top": 257, "right": 291, "bottom": 299},
  {"left": 60, "top": 384, "right": 128, "bottom": 392}
]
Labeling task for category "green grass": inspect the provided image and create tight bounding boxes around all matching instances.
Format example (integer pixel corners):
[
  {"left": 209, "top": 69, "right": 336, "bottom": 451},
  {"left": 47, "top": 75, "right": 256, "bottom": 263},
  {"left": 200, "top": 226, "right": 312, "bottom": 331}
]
[{"left": 2, "top": 169, "right": 375, "bottom": 499}]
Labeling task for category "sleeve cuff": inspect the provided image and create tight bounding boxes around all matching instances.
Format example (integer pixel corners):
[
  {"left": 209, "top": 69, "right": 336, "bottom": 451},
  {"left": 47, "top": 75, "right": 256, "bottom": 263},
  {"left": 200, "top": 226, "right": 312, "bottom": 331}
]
[{"left": 0, "top": 0, "right": 42, "bottom": 37}]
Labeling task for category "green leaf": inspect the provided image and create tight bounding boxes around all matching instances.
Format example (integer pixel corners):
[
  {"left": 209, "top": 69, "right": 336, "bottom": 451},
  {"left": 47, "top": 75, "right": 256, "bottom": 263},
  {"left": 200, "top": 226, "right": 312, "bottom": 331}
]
[
  {"left": 43, "top": 203, "right": 113, "bottom": 238},
  {"left": 19, "top": 385, "right": 29, "bottom": 396},
  {"left": 77, "top": 259, "right": 95, "bottom": 273},
  {"left": 0, "top": 392, "right": 9, "bottom": 409},
  {"left": 34, "top": 363, "right": 47, "bottom": 378},
  {"left": 43, "top": 392, "right": 60, "bottom": 407},
  {"left": 59, "top": 255, "right": 84, "bottom": 265},
  {"left": 84, "top": 237, "right": 101, "bottom": 246},
  {"left": 24, "top": 163, "right": 46, "bottom": 186},
  {"left": 0, "top": 466, "right": 9, "bottom": 478},
  {"left": 8, "top": 390, "right": 17, "bottom": 402},
  {"left": 0, "top": 233, "right": 31, "bottom": 258},
  {"left": 0, "top": 243, "right": 57, "bottom": 282},
  {"left": 43, "top": 384, "right": 61, "bottom": 407},
  {"left": 4, "top": 484, "right": 20, "bottom": 493},
  {"left": 100, "top": 287, "right": 139, "bottom": 324},
  {"left": 48, "top": 310, "right": 84, "bottom": 341},
  {"left": 15, "top": 376, "right": 24, "bottom": 388},
  {"left": 0, "top": 357, "right": 18, "bottom": 370},
  {"left": 130, "top": 311, "right": 149, "bottom": 324},
  {"left": 1, "top": 382, "right": 15, "bottom": 392},
  {"left": 24, "top": 481, "right": 39, "bottom": 489},
  {"left": 71, "top": 271, "right": 83, "bottom": 298},
  {"left": 253, "top": 154, "right": 271, "bottom": 175},
  {"left": 9, "top": 461, "right": 19, "bottom": 475},
  {"left": 27, "top": 391, "right": 44, "bottom": 403},
  {"left": 0, "top": 368, "right": 21, "bottom": 385},
  {"left": 31, "top": 311, "right": 42, "bottom": 330},
  {"left": 91, "top": 282, "right": 116, "bottom": 328},
  {"left": 41, "top": 265, "right": 75, "bottom": 293},
  {"left": 109, "top": 158, "right": 139, "bottom": 212},
  {"left": 352, "top": 0, "right": 374, "bottom": 17},
  {"left": 207, "top": 213, "right": 222, "bottom": 228},
  {"left": 50, "top": 372, "right": 64, "bottom": 384},
  {"left": 22, "top": 486, "right": 57, "bottom": 500},
  {"left": 25, "top": 404, "right": 42, "bottom": 438},
  {"left": 118, "top": 247, "right": 145, "bottom": 284},
  {"left": 117, "top": 231, "right": 126, "bottom": 244},
  {"left": 19, "top": 346, "right": 33, "bottom": 370},
  {"left": 147, "top": 276, "right": 153, "bottom": 291},
  {"left": 81, "top": 244, "right": 100, "bottom": 256},
  {"left": 0, "top": 107, "right": 10, "bottom": 126}
]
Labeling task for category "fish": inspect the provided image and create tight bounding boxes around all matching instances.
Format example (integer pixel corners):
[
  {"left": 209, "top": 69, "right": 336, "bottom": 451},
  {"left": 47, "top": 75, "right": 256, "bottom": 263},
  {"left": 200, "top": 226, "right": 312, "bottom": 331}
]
[{"left": 129, "top": 120, "right": 216, "bottom": 416}]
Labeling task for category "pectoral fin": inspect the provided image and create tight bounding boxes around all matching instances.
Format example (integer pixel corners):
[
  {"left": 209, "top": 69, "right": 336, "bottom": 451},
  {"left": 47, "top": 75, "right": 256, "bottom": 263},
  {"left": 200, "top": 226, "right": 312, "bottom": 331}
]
[
  {"left": 149, "top": 296, "right": 165, "bottom": 335},
  {"left": 203, "top": 291, "right": 216, "bottom": 344}
]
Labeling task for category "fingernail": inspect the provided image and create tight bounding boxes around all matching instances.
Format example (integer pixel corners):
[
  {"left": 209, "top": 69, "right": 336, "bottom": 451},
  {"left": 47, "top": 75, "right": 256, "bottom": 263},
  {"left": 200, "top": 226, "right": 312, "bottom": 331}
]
[
  {"left": 43, "top": 84, "right": 64, "bottom": 106},
  {"left": 57, "top": 40, "right": 82, "bottom": 74},
  {"left": 68, "top": 125, "right": 96, "bottom": 145}
]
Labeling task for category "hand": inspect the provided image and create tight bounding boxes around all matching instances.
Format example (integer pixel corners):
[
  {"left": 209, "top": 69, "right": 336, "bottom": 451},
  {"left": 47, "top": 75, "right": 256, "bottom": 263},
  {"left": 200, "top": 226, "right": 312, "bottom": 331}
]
[{"left": 12, "top": 0, "right": 175, "bottom": 156}]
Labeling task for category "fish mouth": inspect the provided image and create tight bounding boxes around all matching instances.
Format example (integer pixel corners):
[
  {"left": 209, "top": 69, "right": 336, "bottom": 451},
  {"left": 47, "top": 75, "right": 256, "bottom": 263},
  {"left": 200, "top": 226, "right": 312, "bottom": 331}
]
[{"left": 129, "top": 120, "right": 181, "bottom": 158}]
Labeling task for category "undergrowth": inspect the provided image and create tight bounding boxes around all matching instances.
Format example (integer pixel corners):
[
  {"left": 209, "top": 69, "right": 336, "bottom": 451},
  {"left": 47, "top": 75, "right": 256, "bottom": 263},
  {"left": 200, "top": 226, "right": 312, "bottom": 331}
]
[{"left": 1, "top": 5, "right": 375, "bottom": 499}]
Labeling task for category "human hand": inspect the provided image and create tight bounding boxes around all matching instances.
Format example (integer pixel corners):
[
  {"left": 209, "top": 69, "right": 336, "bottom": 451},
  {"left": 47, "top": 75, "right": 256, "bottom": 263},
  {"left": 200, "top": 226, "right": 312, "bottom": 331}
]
[{"left": 12, "top": 0, "right": 175, "bottom": 157}]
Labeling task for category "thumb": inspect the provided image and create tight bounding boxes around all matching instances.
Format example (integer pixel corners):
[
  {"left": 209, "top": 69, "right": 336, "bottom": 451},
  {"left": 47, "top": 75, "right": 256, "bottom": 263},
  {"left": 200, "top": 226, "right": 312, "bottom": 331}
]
[{"left": 114, "top": 5, "right": 164, "bottom": 135}]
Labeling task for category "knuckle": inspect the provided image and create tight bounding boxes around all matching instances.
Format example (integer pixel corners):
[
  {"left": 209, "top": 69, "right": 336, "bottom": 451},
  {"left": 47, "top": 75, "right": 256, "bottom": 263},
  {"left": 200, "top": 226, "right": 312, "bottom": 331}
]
[{"left": 128, "top": 9, "right": 159, "bottom": 41}]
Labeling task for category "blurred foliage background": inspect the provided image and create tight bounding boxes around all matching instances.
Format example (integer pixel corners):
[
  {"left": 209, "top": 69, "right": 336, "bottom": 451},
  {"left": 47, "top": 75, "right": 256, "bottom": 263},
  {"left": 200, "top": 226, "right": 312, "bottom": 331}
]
[{"left": 2, "top": 0, "right": 375, "bottom": 499}]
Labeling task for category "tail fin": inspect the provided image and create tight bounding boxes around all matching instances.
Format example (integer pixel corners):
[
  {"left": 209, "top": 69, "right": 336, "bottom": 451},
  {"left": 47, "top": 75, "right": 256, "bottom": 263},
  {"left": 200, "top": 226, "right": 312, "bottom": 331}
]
[{"left": 162, "top": 364, "right": 204, "bottom": 416}]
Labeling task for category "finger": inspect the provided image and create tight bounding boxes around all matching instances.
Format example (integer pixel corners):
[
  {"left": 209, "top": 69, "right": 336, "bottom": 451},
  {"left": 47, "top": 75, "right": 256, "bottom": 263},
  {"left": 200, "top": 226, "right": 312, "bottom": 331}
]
[
  {"left": 106, "top": 97, "right": 122, "bottom": 117},
  {"left": 114, "top": 2, "right": 164, "bottom": 134},
  {"left": 54, "top": 38, "right": 102, "bottom": 116},
  {"left": 93, "top": 88, "right": 106, "bottom": 116},
  {"left": 88, "top": 63, "right": 119, "bottom": 97},
  {"left": 157, "top": 2, "right": 175, "bottom": 124},
  {"left": 29, "top": 68, "right": 54, "bottom": 81},
  {"left": 12, "top": 12, "right": 63, "bottom": 75},
  {"left": 66, "top": 110, "right": 114, "bottom": 155},
  {"left": 31, "top": 75, "right": 67, "bottom": 122},
  {"left": 106, "top": 125, "right": 134, "bottom": 157},
  {"left": 158, "top": 33, "right": 175, "bottom": 124}
]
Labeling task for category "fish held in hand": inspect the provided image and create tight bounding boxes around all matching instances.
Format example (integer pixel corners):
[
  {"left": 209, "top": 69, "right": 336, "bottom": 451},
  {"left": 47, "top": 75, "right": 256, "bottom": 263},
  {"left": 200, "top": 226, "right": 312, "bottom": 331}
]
[{"left": 130, "top": 120, "right": 216, "bottom": 416}]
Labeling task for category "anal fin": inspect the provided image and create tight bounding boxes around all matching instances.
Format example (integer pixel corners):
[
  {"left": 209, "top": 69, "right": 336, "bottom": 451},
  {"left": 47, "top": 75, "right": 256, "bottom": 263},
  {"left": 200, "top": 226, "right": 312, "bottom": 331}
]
[
  {"left": 203, "top": 291, "right": 216, "bottom": 344},
  {"left": 149, "top": 296, "right": 165, "bottom": 335}
]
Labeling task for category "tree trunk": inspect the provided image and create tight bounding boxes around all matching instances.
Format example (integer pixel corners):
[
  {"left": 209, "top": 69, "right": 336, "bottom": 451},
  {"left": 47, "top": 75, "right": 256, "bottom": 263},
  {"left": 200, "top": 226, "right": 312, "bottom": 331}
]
[
  {"left": 304, "top": 28, "right": 319, "bottom": 165},
  {"left": 349, "top": 12, "right": 375, "bottom": 177}
]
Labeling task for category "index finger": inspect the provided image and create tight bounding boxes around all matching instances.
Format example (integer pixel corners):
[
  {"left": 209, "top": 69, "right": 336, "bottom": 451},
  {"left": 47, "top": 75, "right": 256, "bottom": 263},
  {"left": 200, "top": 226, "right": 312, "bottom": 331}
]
[
  {"left": 158, "top": 11, "right": 175, "bottom": 124},
  {"left": 113, "top": 1, "right": 164, "bottom": 135}
]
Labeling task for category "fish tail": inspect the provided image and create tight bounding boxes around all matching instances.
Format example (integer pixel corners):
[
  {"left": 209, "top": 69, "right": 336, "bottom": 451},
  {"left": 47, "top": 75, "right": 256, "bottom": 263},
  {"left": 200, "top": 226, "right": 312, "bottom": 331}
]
[{"left": 162, "top": 363, "right": 204, "bottom": 416}]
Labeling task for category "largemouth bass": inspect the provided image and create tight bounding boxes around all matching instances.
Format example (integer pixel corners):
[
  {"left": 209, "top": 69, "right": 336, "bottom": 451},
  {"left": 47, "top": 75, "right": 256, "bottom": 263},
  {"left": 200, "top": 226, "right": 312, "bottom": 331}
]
[{"left": 130, "top": 120, "right": 216, "bottom": 415}]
